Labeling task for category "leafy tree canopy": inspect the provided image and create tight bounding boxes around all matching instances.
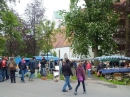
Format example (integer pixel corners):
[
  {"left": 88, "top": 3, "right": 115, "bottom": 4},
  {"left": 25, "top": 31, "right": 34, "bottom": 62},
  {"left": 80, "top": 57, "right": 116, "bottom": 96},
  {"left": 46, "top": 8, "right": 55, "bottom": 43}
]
[{"left": 61, "top": 0, "right": 119, "bottom": 57}]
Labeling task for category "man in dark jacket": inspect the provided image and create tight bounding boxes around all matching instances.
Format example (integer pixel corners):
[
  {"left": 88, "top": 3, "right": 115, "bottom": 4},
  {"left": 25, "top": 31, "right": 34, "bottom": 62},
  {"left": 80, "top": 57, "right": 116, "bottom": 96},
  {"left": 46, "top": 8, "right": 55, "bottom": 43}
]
[
  {"left": 29, "top": 57, "right": 36, "bottom": 81},
  {"left": 62, "top": 59, "right": 73, "bottom": 92},
  {"left": 40, "top": 57, "right": 47, "bottom": 76}
]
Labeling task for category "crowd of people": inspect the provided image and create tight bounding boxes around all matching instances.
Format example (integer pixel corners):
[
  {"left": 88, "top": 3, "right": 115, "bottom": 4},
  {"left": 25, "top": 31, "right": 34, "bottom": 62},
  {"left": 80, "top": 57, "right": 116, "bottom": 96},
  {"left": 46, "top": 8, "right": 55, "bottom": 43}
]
[{"left": 0, "top": 56, "right": 93, "bottom": 95}]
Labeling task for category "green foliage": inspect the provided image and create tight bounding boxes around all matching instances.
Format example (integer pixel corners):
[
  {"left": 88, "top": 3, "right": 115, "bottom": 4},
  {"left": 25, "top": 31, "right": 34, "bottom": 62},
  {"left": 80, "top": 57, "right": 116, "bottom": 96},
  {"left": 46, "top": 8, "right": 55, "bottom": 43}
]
[
  {"left": 0, "top": 37, "right": 6, "bottom": 55},
  {"left": 36, "top": 20, "right": 55, "bottom": 54},
  {"left": 61, "top": 0, "right": 119, "bottom": 57},
  {"left": 1, "top": 10, "right": 23, "bottom": 56},
  {"left": 94, "top": 74, "right": 130, "bottom": 85},
  {"left": 47, "top": 73, "right": 54, "bottom": 79},
  {"left": 51, "top": 50, "right": 57, "bottom": 57},
  {"left": 0, "top": 1, "right": 23, "bottom": 56}
]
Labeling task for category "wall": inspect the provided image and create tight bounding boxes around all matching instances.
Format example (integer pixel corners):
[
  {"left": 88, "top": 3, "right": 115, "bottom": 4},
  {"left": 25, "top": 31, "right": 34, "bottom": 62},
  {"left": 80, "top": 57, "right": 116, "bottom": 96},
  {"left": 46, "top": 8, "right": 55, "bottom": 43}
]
[{"left": 52, "top": 46, "right": 94, "bottom": 60}]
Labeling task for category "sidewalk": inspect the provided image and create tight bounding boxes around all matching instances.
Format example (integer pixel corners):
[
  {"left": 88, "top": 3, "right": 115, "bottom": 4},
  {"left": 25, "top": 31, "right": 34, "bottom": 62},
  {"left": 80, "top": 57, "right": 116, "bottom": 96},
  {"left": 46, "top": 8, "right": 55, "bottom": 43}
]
[{"left": 0, "top": 75, "right": 130, "bottom": 97}]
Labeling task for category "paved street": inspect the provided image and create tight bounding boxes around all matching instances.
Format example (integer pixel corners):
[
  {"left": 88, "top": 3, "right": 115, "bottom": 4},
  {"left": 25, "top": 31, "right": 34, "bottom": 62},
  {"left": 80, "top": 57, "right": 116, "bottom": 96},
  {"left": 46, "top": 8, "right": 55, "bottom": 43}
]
[{"left": 0, "top": 76, "right": 130, "bottom": 97}]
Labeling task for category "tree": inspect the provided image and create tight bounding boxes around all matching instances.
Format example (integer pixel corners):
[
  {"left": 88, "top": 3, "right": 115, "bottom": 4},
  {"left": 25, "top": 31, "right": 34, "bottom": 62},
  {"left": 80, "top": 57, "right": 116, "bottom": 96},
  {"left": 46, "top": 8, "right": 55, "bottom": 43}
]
[
  {"left": 36, "top": 20, "right": 55, "bottom": 55},
  {"left": 0, "top": 36, "right": 6, "bottom": 55},
  {"left": 25, "top": 0, "right": 45, "bottom": 55},
  {"left": 61, "top": 0, "right": 119, "bottom": 59},
  {"left": 1, "top": 10, "right": 23, "bottom": 56},
  {"left": 0, "top": 0, "right": 20, "bottom": 56},
  {"left": 125, "top": 0, "right": 130, "bottom": 58}
]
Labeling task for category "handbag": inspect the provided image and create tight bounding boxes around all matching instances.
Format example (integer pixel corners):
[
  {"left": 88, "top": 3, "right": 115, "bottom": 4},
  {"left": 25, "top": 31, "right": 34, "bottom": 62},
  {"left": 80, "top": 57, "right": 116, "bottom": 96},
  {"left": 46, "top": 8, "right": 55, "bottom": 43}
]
[{"left": 78, "top": 75, "right": 83, "bottom": 82}]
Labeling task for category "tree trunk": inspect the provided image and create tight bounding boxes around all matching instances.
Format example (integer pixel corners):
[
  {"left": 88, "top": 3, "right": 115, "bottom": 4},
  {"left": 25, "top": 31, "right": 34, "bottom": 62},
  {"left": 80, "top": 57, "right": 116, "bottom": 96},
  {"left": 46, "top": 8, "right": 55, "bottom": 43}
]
[
  {"left": 93, "top": 46, "right": 98, "bottom": 66},
  {"left": 125, "top": 0, "right": 130, "bottom": 64}
]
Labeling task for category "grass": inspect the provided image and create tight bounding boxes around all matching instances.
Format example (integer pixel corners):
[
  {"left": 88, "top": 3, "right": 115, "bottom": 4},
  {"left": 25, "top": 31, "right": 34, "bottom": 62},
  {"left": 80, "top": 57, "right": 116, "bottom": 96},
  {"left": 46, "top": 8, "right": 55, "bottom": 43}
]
[
  {"left": 37, "top": 73, "right": 77, "bottom": 80},
  {"left": 94, "top": 74, "right": 130, "bottom": 85},
  {"left": 71, "top": 76, "right": 77, "bottom": 81}
]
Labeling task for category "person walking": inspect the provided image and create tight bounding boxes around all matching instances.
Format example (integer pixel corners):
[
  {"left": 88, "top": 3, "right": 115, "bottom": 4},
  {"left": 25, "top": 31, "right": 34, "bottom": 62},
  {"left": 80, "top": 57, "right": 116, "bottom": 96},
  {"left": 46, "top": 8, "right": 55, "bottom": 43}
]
[
  {"left": 8, "top": 57, "right": 17, "bottom": 83},
  {"left": 28, "top": 57, "right": 36, "bottom": 81},
  {"left": 62, "top": 59, "right": 73, "bottom": 92},
  {"left": 86, "top": 61, "right": 92, "bottom": 79},
  {"left": 18, "top": 57, "right": 27, "bottom": 83},
  {"left": 74, "top": 62, "right": 86, "bottom": 95}
]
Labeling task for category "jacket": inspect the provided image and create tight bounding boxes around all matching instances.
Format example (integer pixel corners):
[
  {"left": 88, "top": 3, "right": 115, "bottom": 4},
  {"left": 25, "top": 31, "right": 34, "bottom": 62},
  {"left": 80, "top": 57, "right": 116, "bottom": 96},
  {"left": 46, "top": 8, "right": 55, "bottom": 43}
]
[
  {"left": 29, "top": 60, "right": 36, "bottom": 73},
  {"left": 40, "top": 59, "right": 47, "bottom": 68},
  {"left": 76, "top": 66, "right": 86, "bottom": 80},
  {"left": 18, "top": 61, "right": 27, "bottom": 70},
  {"left": 86, "top": 63, "right": 92, "bottom": 70},
  {"left": 62, "top": 62, "right": 73, "bottom": 76}
]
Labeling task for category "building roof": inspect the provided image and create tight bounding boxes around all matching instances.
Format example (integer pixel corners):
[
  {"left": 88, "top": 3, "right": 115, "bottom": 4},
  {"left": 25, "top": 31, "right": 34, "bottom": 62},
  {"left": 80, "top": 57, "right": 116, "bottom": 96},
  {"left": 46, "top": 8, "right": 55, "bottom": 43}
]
[
  {"left": 53, "top": 11, "right": 63, "bottom": 19},
  {"left": 53, "top": 33, "right": 71, "bottom": 48},
  {"left": 53, "top": 27, "right": 71, "bottom": 48}
]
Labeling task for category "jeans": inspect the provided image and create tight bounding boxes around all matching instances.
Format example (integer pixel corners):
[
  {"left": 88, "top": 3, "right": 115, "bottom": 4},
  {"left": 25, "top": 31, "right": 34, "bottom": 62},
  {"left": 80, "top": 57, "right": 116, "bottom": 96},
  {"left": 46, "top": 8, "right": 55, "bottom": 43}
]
[
  {"left": 49, "top": 68, "right": 53, "bottom": 74},
  {"left": 75, "top": 80, "right": 86, "bottom": 92},
  {"left": 63, "top": 76, "right": 72, "bottom": 90},
  {"left": 87, "top": 70, "right": 91, "bottom": 78},
  {"left": 42, "top": 68, "right": 46, "bottom": 76},
  {"left": 10, "top": 70, "right": 16, "bottom": 83},
  {"left": 2, "top": 69, "right": 6, "bottom": 81},
  {"left": 29, "top": 72, "right": 34, "bottom": 79},
  {"left": 0, "top": 69, "right": 3, "bottom": 82},
  {"left": 21, "top": 70, "right": 26, "bottom": 82}
]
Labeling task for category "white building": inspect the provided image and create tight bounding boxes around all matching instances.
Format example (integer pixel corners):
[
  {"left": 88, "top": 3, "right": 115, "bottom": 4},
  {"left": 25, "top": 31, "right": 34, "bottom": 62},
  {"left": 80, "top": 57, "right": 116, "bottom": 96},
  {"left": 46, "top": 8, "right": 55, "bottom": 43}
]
[{"left": 51, "top": 32, "right": 94, "bottom": 60}]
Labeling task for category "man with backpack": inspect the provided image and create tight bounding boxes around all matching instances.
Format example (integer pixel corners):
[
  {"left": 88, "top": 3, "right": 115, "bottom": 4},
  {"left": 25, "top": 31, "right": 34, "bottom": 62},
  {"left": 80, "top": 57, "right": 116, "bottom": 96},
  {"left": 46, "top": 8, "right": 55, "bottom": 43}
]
[
  {"left": 8, "top": 57, "right": 17, "bottom": 83},
  {"left": 28, "top": 57, "right": 36, "bottom": 81}
]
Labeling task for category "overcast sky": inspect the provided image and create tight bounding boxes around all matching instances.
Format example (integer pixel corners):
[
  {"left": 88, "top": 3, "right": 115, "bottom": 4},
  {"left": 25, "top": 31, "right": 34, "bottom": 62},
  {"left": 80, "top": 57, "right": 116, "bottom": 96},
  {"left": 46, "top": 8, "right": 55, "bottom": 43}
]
[
  {"left": 8, "top": 0, "right": 84, "bottom": 20},
  {"left": 8, "top": 0, "right": 70, "bottom": 20}
]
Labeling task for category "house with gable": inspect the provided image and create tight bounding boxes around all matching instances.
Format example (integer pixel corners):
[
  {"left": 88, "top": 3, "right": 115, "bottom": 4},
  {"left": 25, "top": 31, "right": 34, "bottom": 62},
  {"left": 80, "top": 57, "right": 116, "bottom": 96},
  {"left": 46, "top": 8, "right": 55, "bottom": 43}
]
[{"left": 51, "top": 11, "right": 94, "bottom": 60}]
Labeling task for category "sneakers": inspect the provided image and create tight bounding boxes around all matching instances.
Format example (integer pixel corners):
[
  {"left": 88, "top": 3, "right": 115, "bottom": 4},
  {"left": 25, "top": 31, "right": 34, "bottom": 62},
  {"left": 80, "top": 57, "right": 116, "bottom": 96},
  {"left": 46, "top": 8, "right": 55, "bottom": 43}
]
[
  {"left": 74, "top": 91, "right": 77, "bottom": 95},
  {"left": 69, "top": 87, "right": 72, "bottom": 90},
  {"left": 74, "top": 91, "right": 86, "bottom": 95},
  {"left": 62, "top": 89, "right": 68, "bottom": 92},
  {"left": 83, "top": 91, "right": 86, "bottom": 94}
]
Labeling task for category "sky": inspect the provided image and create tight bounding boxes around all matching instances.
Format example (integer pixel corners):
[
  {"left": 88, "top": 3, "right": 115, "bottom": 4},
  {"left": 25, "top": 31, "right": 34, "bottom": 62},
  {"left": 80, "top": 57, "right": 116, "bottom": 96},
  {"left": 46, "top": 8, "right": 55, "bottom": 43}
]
[
  {"left": 8, "top": 0, "right": 70, "bottom": 20},
  {"left": 8, "top": 0, "right": 85, "bottom": 20}
]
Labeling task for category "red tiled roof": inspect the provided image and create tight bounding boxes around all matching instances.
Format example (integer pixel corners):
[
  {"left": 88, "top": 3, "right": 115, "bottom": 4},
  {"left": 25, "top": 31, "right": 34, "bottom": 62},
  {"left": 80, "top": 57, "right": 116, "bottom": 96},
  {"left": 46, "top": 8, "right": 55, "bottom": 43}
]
[{"left": 52, "top": 27, "right": 71, "bottom": 48}]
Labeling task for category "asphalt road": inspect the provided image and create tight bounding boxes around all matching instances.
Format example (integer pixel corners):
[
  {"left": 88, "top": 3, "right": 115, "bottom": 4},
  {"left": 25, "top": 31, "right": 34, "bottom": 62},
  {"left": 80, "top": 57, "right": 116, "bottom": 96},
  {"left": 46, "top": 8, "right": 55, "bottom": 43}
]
[{"left": 0, "top": 76, "right": 130, "bottom": 97}]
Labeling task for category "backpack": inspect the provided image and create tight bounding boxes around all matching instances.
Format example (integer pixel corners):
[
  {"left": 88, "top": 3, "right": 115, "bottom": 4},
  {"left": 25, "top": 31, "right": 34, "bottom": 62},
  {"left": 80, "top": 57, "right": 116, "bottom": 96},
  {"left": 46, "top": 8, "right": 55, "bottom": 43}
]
[
  {"left": 1, "top": 60, "right": 6, "bottom": 68},
  {"left": 9, "top": 62, "right": 15, "bottom": 69}
]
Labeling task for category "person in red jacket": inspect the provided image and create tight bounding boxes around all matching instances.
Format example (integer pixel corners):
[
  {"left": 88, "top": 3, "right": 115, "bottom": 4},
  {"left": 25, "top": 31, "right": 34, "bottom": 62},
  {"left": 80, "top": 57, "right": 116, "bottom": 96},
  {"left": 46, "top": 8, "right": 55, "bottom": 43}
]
[{"left": 86, "top": 61, "right": 92, "bottom": 79}]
